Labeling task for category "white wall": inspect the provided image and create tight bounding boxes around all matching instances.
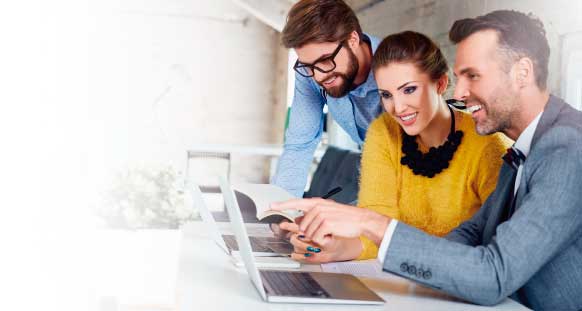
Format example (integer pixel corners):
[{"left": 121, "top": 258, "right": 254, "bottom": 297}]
[
  {"left": 561, "top": 33, "right": 582, "bottom": 110},
  {"left": 88, "top": 0, "right": 287, "bottom": 191}
]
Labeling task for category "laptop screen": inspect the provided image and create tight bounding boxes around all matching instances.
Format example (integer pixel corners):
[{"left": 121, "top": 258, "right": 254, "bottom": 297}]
[
  {"left": 219, "top": 177, "right": 267, "bottom": 300},
  {"left": 189, "top": 182, "right": 229, "bottom": 254}
]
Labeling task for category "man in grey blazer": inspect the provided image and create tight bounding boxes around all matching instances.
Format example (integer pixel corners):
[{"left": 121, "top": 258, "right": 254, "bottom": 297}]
[{"left": 272, "top": 10, "right": 582, "bottom": 310}]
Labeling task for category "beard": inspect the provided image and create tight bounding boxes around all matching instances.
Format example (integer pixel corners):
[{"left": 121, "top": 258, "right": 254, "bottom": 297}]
[
  {"left": 318, "top": 47, "right": 359, "bottom": 98},
  {"left": 471, "top": 84, "right": 518, "bottom": 136}
]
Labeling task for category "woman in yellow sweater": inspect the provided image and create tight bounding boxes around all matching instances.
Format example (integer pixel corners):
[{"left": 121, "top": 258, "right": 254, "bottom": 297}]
[
  {"left": 356, "top": 31, "right": 512, "bottom": 259},
  {"left": 273, "top": 31, "right": 511, "bottom": 263}
]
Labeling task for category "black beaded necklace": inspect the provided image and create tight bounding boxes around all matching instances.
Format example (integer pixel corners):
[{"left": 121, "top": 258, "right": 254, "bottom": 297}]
[{"left": 400, "top": 105, "right": 463, "bottom": 178}]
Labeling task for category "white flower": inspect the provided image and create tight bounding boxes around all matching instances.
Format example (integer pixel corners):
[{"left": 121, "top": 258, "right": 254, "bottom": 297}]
[{"left": 97, "top": 165, "right": 198, "bottom": 229}]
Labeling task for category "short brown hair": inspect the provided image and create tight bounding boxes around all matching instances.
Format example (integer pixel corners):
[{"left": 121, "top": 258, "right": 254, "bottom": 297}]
[
  {"left": 282, "top": 0, "right": 362, "bottom": 49},
  {"left": 449, "top": 10, "right": 550, "bottom": 90},
  {"left": 372, "top": 31, "right": 449, "bottom": 81}
]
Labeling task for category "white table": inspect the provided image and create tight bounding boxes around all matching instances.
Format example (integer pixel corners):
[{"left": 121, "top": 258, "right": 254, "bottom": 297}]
[
  {"left": 185, "top": 143, "right": 328, "bottom": 184},
  {"left": 176, "top": 222, "right": 530, "bottom": 311}
]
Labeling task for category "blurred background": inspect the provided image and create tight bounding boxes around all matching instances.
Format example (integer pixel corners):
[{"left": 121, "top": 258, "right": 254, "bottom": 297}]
[{"left": 87, "top": 0, "right": 582, "bottom": 229}]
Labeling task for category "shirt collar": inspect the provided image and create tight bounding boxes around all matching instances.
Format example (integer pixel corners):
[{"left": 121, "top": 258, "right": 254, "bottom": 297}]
[
  {"left": 514, "top": 111, "right": 543, "bottom": 157},
  {"left": 349, "top": 33, "right": 380, "bottom": 98}
]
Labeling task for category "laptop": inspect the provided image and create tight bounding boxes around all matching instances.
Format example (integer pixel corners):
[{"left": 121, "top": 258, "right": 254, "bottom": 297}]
[
  {"left": 219, "top": 177, "right": 385, "bottom": 304},
  {"left": 189, "top": 181, "right": 293, "bottom": 257}
]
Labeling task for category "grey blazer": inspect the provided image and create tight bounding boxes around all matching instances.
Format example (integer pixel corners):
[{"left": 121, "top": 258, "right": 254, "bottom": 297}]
[{"left": 382, "top": 95, "right": 582, "bottom": 310}]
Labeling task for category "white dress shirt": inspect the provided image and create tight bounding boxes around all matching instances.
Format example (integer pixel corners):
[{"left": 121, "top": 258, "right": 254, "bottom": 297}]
[
  {"left": 513, "top": 112, "right": 542, "bottom": 194},
  {"left": 377, "top": 111, "right": 544, "bottom": 264}
]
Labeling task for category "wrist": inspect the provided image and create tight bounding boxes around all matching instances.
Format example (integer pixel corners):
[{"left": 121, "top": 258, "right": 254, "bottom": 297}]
[
  {"left": 333, "top": 238, "right": 364, "bottom": 262},
  {"left": 361, "top": 210, "right": 390, "bottom": 246}
]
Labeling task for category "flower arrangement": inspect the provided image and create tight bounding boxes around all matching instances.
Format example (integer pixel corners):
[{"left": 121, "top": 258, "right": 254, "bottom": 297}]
[{"left": 97, "top": 165, "right": 197, "bottom": 229}]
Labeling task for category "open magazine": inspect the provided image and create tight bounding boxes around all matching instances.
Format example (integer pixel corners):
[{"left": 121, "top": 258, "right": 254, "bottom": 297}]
[{"left": 233, "top": 183, "right": 303, "bottom": 223}]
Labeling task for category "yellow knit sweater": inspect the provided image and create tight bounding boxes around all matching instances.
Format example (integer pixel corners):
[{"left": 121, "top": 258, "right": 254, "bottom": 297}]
[{"left": 357, "top": 110, "right": 512, "bottom": 260}]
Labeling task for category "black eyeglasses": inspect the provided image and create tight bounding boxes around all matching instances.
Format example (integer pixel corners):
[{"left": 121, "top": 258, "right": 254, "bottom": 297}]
[{"left": 293, "top": 42, "right": 344, "bottom": 77}]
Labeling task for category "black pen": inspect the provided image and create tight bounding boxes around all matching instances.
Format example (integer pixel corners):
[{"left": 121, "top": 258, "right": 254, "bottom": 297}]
[{"left": 322, "top": 186, "right": 342, "bottom": 199}]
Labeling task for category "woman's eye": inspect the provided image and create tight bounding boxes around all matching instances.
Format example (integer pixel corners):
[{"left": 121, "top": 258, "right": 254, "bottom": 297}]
[
  {"left": 403, "top": 86, "right": 417, "bottom": 94},
  {"left": 379, "top": 91, "right": 392, "bottom": 99}
]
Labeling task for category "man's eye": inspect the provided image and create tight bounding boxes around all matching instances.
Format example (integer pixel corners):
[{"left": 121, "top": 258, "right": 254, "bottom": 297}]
[
  {"left": 379, "top": 91, "right": 392, "bottom": 99},
  {"left": 468, "top": 73, "right": 479, "bottom": 80},
  {"left": 403, "top": 86, "right": 417, "bottom": 94}
]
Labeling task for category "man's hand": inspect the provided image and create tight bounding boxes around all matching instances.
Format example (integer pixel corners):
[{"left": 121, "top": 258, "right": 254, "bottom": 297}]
[{"left": 271, "top": 198, "right": 391, "bottom": 247}]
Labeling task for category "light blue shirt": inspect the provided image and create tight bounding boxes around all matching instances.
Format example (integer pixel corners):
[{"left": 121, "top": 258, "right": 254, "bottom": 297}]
[{"left": 272, "top": 34, "right": 382, "bottom": 197}]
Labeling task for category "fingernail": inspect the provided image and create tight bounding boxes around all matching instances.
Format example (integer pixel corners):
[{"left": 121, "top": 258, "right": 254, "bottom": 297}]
[
  {"left": 304, "top": 253, "right": 312, "bottom": 257},
  {"left": 307, "top": 246, "right": 321, "bottom": 253}
]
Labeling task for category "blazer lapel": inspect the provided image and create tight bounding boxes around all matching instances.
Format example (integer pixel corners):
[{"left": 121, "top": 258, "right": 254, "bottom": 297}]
[
  {"left": 482, "top": 163, "right": 517, "bottom": 244},
  {"left": 512, "top": 95, "right": 565, "bottom": 215},
  {"left": 531, "top": 95, "right": 564, "bottom": 147},
  {"left": 513, "top": 186, "right": 527, "bottom": 216}
]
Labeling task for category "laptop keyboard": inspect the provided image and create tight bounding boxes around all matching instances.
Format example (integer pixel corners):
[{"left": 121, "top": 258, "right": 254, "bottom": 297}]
[
  {"left": 222, "top": 235, "right": 272, "bottom": 253},
  {"left": 260, "top": 271, "right": 330, "bottom": 298}
]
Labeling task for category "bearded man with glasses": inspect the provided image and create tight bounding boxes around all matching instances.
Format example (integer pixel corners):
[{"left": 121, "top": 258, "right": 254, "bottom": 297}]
[{"left": 272, "top": 0, "right": 383, "bottom": 198}]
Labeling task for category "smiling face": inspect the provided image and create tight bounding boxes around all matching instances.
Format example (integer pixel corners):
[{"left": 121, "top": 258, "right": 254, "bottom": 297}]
[
  {"left": 295, "top": 41, "right": 359, "bottom": 98},
  {"left": 453, "top": 30, "right": 520, "bottom": 136},
  {"left": 375, "top": 62, "right": 447, "bottom": 137}
]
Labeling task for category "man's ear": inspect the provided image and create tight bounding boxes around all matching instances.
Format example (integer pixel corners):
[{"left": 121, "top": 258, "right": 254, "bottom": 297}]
[
  {"left": 347, "top": 31, "right": 360, "bottom": 49},
  {"left": 515, "top": 57, "right": 534, "bottom": 88}
]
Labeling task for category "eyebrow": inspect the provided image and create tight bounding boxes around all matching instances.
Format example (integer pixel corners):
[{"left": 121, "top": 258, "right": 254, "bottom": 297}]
[
  {"left": 456, "top": 67, "right": 475, "bottom": 77},
  {"left": 298, "top": 52, "right": 334, "bottom": 66},
  {"left": 396, "top": 81, "right": 418, "bottom": 90}
]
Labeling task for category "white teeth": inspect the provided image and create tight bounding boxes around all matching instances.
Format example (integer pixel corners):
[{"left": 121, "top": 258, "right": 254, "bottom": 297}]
[
  {"left": 400, "top": 113, "right": 417, "bottom": 121},
  {"left": 467, "top": 105, "right": 482, "bottom": 113}
]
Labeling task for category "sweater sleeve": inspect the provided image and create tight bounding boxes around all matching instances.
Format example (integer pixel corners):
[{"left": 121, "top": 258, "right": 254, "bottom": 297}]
[{"left": 356, "top": 115, "right": 400, "bottom": 260}]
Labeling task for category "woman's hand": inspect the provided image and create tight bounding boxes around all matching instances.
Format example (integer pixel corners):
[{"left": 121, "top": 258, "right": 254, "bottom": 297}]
[
  {"left": 271, "top": 198, "right": 391, "bottom": 247},
  {"left": 283, "top": 231, "right": 363, "bottom": 264}
]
